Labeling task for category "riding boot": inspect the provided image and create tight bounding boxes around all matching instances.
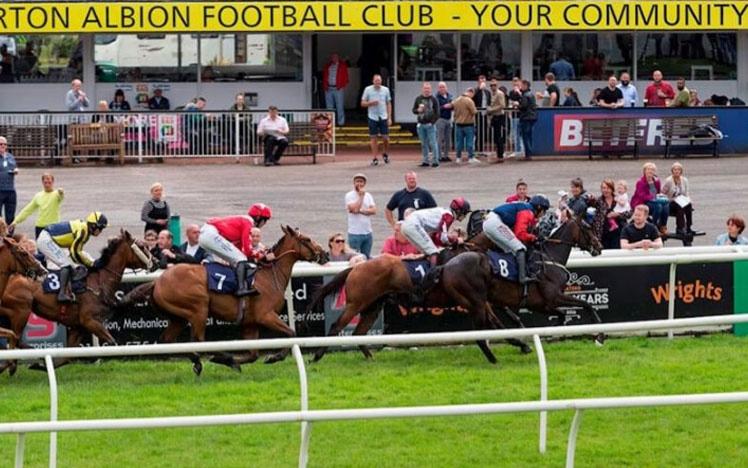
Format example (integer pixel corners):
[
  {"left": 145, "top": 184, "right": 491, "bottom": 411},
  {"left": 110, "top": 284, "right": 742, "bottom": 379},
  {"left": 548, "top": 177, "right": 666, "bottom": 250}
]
[
  {"left": 235, "top": 261, "right": 259, "bottom": 297},
  {"left": 57, "top": 266, "right": 75, "bottom": 303},
  {"left": 517, "top": 250, "right": 536, "bottom": 286}
]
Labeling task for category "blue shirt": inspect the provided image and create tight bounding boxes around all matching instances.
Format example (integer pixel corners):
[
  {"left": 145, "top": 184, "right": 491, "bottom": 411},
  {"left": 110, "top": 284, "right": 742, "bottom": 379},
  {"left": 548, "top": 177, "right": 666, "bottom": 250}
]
[
  {"left": 327, "top": 62, "right": 338, "bottom": 87},
  {"left": 361, "top": 85, "right": 391, "bottom": 120},
  {"left": 549, "top": 59, "right": 575, "bottom": 81},
  {"left": 436, "top": 92, "right": 453, "bottom": 120},
  {"left": 617, "top": 83, "right": 639, "bottom": 107},
  {"left": 492, "top": 202, "right": 533, "bottom": 227},
  {"left": 0, "top": 152, "right": 17, "bottom": 191}
]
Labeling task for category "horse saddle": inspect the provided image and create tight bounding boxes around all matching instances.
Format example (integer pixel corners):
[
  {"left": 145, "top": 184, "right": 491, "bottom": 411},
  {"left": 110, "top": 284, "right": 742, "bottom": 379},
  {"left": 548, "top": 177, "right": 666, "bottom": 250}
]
[
  {"left": 486, "top": 250, "right": 541, "bottom": 283},
  {"left": 205, "top": 263, "right": 255, "bottom": 294},
  {"left": 402, "top": 259, "right": 431, "bottom": 286},
  {"left": 42, "top": 268, "right": 88, "bottom": 295}
]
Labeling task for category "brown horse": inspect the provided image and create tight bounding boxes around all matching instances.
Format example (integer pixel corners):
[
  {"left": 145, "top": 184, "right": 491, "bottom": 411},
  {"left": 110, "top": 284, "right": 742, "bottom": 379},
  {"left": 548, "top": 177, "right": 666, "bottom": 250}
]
[
  {"left": 0, "top": 327, "right": 15, "bottom": 340},
  {"left": 0, "top": 235, "right": 48, "bottom": 302},
  {"left": 120, "top": 225, "right": 329, "bottom": 375},
  {"left": 0, "top": 230, "right": 155, "bottom": 374}
]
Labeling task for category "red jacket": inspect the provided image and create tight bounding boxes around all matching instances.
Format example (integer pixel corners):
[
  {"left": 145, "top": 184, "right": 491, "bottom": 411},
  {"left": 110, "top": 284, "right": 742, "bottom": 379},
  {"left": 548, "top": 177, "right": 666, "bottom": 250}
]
[
  {"left": 322, "top": 60, "right": 349, "bottom": 91},
  {"left": 644, "top": 81, "right": 675, "bottom": 107},
  {"left": 431, "top": 212, "right": 456, "bottom": 247},
  {"left": 514, "top": 211, "right": 537, "bottom": 244},
  {"left": 207, "top": 216, "right": 254, "bottom": 257}
]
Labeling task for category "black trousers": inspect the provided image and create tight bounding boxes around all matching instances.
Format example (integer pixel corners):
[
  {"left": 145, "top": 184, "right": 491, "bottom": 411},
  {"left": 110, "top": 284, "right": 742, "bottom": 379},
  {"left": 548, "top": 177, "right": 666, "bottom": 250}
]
[
  {"left": 669, "top": 201, "right": 693, "bottom": 232},
  {"left": 491, "top": 116, "right": 506, "bottom": 158},
  {"left": 0, "top": 190, "right": 16, "bottom": 224},
  {"left": 263, "top": 136, "right": 289, "bottom": 164}
]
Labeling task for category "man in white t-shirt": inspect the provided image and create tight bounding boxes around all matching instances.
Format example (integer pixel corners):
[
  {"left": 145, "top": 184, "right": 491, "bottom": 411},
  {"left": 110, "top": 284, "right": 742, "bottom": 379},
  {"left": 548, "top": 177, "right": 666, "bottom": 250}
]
[
  {"left": 257, "top": 105, "right": 290, "bottom": 166},
  {"left": 361, "top": 74, "right": 392, "bottom": 166},
  {"left": 344, "top": 173, "right": 377, "bottom": 258}
]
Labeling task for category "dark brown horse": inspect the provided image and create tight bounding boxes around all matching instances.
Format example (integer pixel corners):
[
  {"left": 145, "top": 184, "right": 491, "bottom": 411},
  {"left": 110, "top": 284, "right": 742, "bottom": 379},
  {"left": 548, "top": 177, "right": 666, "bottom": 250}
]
[
  {"left": 0, "top": 234, "right": 48, "bottom": 302},
  {"left": 119, "top": 226, "right": 329, "bottom": 375},
  {"left": 0, "top": 230, "right": 155, "bottom": 374}
]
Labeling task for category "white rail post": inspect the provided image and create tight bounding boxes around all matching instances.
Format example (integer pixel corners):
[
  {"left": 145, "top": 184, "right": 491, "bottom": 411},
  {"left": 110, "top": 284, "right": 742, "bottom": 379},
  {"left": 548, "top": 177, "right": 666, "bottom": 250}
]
[
  {"left": 45, "top": 355, "right": 58, "bottom": 468},
  {"left": 286, "top": 282, "right": 296, "bottom": 332},
  {"left": 234, "top": 113, "right": 241, "bottom": 163},
  {"left": 137, "top": 114, "right": 143, "bottom": 163},
  {"left": 565, "top": 409, "right": 584, "bottom": 468},
  {"left": 533, "top": 334, "right": 548, "bottom": 454},
  {"left": 15, "top": 433, "right": 25, "bottom": 468},
  {"left": 668, "top": 262, "right": 677, "bottom": 339},
  {"left": 292, "top": 345, "right": 311, "bottom": 468}
]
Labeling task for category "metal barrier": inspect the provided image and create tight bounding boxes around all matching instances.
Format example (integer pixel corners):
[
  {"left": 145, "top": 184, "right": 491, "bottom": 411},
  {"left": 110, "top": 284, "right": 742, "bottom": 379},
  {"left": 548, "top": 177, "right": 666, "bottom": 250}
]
[
  {"left": 461, "top": 109, "right": 518, "bottom": 159},
  {"left": 3, "top": 315, "right": 748, "bottom": 468},
  {"left": 0, "top": 110, "right": 335, "bottom": 163}
]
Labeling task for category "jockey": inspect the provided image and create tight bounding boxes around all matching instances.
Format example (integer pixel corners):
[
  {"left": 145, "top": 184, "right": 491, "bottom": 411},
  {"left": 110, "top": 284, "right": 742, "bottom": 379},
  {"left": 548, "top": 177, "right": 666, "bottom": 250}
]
[
  {"left": 198, "top": 203, "right": 272, "bottom": 297},
  {"left": 400, "top": 197, "right": 471, "bottom": 266},
  {"left": 37, "top": 211, "right": 108, "bottom": 302},
  {"left": 483, "top": 195, "right": 550, "bottom": 285}
]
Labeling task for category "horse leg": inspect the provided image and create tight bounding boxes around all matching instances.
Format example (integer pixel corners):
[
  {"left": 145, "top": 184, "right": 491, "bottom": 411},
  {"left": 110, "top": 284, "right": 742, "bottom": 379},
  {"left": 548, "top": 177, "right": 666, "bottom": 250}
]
[
  {"left": 255, "top": 313, "right": 296, "bottom": 364},
  {"left": 350, "top": 305, "right": 382, "bottom": 360},
  {"left": 28, "top": 327, "right": 85, "bottom": 372},
  {"left": 158, "top": 317, "right": 204, "bottom": 374},
  {"left": 550, "top": 294, "right": 606, "bottom": 346},
  {"left": 312, "top": 302, "right": 368, "bottom": 363},
  {"left": 0, "top": 309, "right": 24, "bottom": 376},
  {"left": 229, "top": 325, "right": 261, "bottom": 366},
  {"left": 187, "top": 316, "right": 209, "bottom": 376},
  {"left": 489, "top": 306, "right": 532, "bottom": 354}
]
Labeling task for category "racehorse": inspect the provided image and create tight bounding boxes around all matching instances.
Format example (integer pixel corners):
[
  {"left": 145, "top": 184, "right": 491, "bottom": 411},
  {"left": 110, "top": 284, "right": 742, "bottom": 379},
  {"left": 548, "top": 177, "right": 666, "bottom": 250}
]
[
  {"left": 0, "top": 234, "right": 48, "bottom": 302},
  {"left": 119, "top": 226, "right": 328, "bottom": 375},
  {"left": 0, "top": 230, "right": 154, "bottom": 374}
]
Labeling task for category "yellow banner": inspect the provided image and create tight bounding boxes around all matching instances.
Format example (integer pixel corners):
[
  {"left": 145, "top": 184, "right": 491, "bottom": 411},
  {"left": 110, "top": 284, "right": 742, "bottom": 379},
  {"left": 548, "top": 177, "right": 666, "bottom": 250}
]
[{"left": 0, "top": 1, "right": 746, "bottom": 33}]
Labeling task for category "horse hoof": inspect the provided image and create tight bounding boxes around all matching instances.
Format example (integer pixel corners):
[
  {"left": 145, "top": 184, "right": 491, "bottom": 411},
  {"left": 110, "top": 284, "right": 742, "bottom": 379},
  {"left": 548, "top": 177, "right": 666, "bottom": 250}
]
[
  {"left": 231, "top": 363, "right": 242, "bottom": 373},
  {"left": 8, "top": 365, "right": 17, "bottom": 377},
  {"left": 28, "top": 362, "right": 46, "bottom": 372},
  {"left": 520, "top": 345, "right": 533, "bottom": 355},
  {"left": 192, "top": 363, "right": 203, "bottom": 376},
  {"left": 264, "top": 354, "right": 283, "bottom": 364},
  {"left": 594, "top": 335, "right": 606, "bottom": 347}
]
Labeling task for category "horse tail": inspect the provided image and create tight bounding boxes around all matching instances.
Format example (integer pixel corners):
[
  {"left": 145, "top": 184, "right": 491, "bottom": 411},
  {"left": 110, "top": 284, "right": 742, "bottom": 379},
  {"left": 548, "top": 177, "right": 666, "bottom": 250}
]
[
  {"left": 297, "top": 267, "right": 353, "bottom": 336},
  {"left": 117, "top": 281, "right": 155, "bottom": 309}
]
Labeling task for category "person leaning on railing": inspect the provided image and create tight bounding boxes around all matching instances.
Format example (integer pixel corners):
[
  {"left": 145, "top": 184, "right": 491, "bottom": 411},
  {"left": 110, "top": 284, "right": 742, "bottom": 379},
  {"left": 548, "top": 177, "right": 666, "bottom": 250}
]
[{"left": 715, "top": 215, "right": 747, "bottom": 246}]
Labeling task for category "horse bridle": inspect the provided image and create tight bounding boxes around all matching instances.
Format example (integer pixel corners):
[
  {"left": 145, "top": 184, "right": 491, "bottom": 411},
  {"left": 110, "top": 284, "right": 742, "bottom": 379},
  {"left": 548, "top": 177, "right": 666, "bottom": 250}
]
[
  {"left": 540, "top": 218, "right": 598, "bottom": 254},
  {"left": 130, "top": 241, "right": 154, "bottom": 271}
]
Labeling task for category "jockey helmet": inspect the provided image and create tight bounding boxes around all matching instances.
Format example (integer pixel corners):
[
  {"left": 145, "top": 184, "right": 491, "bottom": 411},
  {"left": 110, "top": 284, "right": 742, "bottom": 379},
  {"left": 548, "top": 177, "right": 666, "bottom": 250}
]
[
  {"left": 86, "top": 212, "right": 108, "bottom": 230},
  {"left": 248, "top": 203, "right": 272, "bottom": 221},
  {"left": 449, "top": 197, "right": 471, "bottom": 217},
  {"left": 529, "top": 195, "right": 551, "bottom": 212}
]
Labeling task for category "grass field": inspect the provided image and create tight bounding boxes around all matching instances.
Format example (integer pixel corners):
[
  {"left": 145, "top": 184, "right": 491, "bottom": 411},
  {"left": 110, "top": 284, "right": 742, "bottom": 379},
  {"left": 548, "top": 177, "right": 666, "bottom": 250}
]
[{"left": 2, "top": 334, "right": 748, "bottom": 467}]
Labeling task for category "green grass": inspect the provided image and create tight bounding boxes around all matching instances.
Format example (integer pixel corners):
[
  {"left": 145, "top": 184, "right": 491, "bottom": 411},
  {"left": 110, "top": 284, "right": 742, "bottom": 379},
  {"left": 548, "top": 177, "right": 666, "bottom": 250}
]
[{"left": 2, "top": 334, "right": 748, "bottom": 467}]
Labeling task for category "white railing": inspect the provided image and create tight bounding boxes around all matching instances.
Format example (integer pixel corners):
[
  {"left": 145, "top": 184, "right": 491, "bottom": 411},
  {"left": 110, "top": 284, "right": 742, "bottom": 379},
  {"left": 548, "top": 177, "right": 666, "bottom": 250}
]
[{"left": 3, "top": 315, "right": 748, "bottom": 468}]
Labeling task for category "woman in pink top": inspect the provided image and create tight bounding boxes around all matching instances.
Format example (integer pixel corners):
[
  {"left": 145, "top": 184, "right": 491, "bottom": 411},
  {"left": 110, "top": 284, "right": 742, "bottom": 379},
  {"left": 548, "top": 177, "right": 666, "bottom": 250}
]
[{"left": 630, "top": 162, "right": 669, "bottom": 235}]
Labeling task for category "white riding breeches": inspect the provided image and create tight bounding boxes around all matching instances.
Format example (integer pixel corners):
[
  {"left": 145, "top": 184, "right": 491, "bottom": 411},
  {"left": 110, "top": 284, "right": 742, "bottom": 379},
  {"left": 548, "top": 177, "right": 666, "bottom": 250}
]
[
  {"left": 483, "top": 212, "right": 526, "bottom": 254},
  {"left": 36, "top": 230, "right": 73, "bottom": 268},
  {"left": 400, "top": 219, "right": 439, "bottom": 256},
  {"left": 198, "top": 224, "right": 248, "bottom": 267}
]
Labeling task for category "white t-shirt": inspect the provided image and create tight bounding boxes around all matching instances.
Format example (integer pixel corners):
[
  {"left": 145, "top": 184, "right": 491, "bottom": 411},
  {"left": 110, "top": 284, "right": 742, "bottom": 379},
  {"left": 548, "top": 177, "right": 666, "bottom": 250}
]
[
  {"left": 345, "top": 190, "right": 375, "bottom": 235},
  {"left": 185, "top": 242, "right": 200, "bottom": 257},
  {"left": 257, "top": 115, "right": 289, "bottom": 139}
]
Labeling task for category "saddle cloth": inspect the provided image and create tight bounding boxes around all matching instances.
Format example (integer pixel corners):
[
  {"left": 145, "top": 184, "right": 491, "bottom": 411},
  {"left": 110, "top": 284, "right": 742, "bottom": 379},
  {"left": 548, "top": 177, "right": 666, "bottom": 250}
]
[
  {"left": 42, "top": 269, "right": 87, "bottom": 295},
  {"left": 205, "top": 263, "right": 255, "bottom": 294},
  {"left": 403, "top": 259, "right": 431, "bottom": 285},
  {"left": 486, "top": 251, "right": 519, "bottom": 282}
]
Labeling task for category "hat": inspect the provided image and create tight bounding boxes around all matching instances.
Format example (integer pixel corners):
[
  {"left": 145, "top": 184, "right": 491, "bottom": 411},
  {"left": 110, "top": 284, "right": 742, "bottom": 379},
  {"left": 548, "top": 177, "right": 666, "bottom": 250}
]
[{"left": 352, "top": 173, "right": 367, "bottom": 182}]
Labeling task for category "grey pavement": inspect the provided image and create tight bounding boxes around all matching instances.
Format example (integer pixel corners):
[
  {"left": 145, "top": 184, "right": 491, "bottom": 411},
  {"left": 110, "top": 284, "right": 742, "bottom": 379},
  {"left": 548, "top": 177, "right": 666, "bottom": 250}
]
[{"left": 9, "top": 154, "right": 747, "bottom": 254}]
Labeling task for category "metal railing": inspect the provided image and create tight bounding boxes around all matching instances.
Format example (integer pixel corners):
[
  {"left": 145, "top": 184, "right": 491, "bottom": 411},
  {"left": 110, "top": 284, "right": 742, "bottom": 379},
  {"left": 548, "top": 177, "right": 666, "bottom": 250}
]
[{"left": 0, "top": 110, "right": 335, "bottom": 163}]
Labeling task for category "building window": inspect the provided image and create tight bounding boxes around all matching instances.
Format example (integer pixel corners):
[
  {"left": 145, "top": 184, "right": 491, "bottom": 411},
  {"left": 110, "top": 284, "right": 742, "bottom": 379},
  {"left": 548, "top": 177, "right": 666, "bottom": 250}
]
[
  {"left": 533, "top": 33, "right": 634, "bottom": 81},
  {"left": 95, "top": 34, "right": 198, "bottom": 82},
  {"left": 397, "top": 34, "right": 456, "bottom": 81},
  {"left": 636, "top": 33, "right": 736, "bottom": 81},
  {"left": 0, "top": 35, "right": 82, "bottom": 83},
  {"left": 460, "top": 33, "right": 521, "bottom": 81},
  {"left": 199, "top": 34, "right": 302, "bottom": 82}
]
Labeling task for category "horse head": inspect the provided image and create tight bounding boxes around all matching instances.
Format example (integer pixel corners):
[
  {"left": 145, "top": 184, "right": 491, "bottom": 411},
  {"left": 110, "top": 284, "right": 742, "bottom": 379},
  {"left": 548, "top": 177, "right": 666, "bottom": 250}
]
[
  {"left": 276, "top": 225, "right": 329, "bottom": 264},
  {"left": 564, "top": 209, "right": 603, "bottom": 257},
  {"left": 95, "top": 230, "right": 156, "bottom": 273},
  {"left": 1, "top": 236, "right": 48, "bottom": 280}
]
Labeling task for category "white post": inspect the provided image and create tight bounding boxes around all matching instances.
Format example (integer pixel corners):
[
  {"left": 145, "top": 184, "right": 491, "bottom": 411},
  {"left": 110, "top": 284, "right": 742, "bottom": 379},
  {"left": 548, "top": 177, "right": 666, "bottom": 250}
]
[
  {"left": 15, "top": 433, "right": 25, "bottom": 468},
  {"left": 234, "top": 113, "right": 241, "bottom": 163},
  {"left": 137, "top": 115, "right": 144, "bottom": 163},
  {"left": 565, "top": 409, "right": 584, "bottom": 468},
  {"left": 286, "top": 282, "right": 296, "bottom": 332},
  {"left": 45, "top": 355, "right": 58, "bottom": 468},
  {"left": 533, "top": 335, "right": 548, "bottom": 454},
  {"left": 292, "top": 345, "right": 311, "bottom": 468},
  {"left": 668, "top": 262, "right": 677, "bottom": 339}
]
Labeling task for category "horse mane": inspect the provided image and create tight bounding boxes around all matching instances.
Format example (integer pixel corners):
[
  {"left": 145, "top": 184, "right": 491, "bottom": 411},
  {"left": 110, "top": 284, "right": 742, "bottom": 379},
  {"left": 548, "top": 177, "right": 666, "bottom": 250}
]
[{"left": 89, "top": 236, "right": 125, "bottom": 271}]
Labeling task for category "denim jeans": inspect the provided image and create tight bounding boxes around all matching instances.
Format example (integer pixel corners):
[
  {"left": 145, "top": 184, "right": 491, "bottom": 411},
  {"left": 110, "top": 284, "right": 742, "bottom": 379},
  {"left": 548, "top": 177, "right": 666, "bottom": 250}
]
[
  {"left": 435, "top": 118, "right": 452, "bottom": 160},
  {"left": 348, "top": 233, "right": 373, "bottom": 258},
  {"left": 519, "top": 120, "right": 535, "bottom": 157},
  {"left": 324, "top": 88, "right": 345, "bottom": 126},
  {"left": 0, "top": 190, "right": 16, "bottom": 224},
  {"left": 646, "top": 199, "right": 670, "bottom": 227},
  {"left": 511, "top": 117, "right": 524, "bottom": 154},
  {"left": 455, "top": 125, "right": 475, "bottom": 160},
  {"left": 417, "top": 123, "right": 439, "bottom": 165}
]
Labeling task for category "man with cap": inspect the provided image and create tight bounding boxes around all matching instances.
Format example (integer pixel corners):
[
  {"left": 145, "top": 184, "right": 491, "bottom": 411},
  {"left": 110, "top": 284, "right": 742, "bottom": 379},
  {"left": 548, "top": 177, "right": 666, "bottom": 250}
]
[{"left": 344, "top": 172, "right": 376, "bottom": 258}]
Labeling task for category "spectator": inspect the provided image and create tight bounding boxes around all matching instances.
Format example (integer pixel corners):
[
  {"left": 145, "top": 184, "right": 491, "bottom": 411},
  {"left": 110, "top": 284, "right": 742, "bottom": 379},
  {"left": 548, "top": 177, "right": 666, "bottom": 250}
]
[
  {"left": 381, "top": 223, "right": 421, "bottom": 259},
  {"left": 91, "top": 100, "right": 114, "bottom": 123},
  {"left": 631, "top": 162, "right": 669, "bottom": 235},
  {"left": 549, "top": 55, "right": 575, "bottom": 81},
  {"left": 507, "top": 76, "right": 525, "bottom": 158},
  {"left": 181, "top": 223, "right": 209, "bottom": 262},
  {"left": 487, "top": 78, "right": 507, "bottom": 162},
  {"left": 257, "top": 105, "right": 289, "bottom": 166},
  {"left": 250, "top": 227, "right": 267, "bottom": 254},
  {"left": 593, "top": 178, "right": 630, "bottom": 249},
  {"left": 109, "top": 89, "right": 131, "bottom": 112},
  {"left": 361, "top": 74, "right": 392, "bottom": 166},
  {"left": 10, "top": 172, "right": 64, "bottom": 238},
  {"left": 412, "top": 82, "right": 440, "bottom": 168},
  {"left": 689, "top": 89, "right": 702, "bottom": 107},
  {"left": 153, "top": 230, "right": 196, "bottom": 269},
  {"left": 327, "top": 232, "right": 365, "bottom": 265},
  {"left": 148, "top": 88, "right": 170, "bottom": 110},
  {"left": 472, "top": 75, "right": 491, "bottom": 156},
  {"left": 323, "top": 53, "right": 349, "bottom": 126},
  {"left": 184, "top": 97, "right": 208, "bottom": 154},
  {"left": 566, "top": 177, "right": 594, "bottom": 216},
  {"left": 617, "top": 72, "right": 639, "bottom": 107},
  {"left": 588, "top": 88, "right": 602, "bottom": 107},
  {"left": 0, "top": 44, "right": 15, "bottom": 83},
  {"left": 385, "top": 171, "right": 437, "bottom": 227},
  {"left": 535, "top": 73, "right": 560, "bottom": 107},
  {"left": 661, "top": 162, "right": 694, "bottom": 235},
  {"left": 506, "top": 179, "right": 530, "bottom": 203},
  {"left": 620, "top": 205, "right": 663, "bottom": 250},
  {"left": 562, "top": 88, "right": 582, "bottom": 107},
  {"left": 65, "top": 79, "right": 90, "bottom": 112},
  {"left": 144, "top": 229, "right": 158, "bottom": 253},
  {"left": 17, "top": 42, "right": 38, "bottom": 77},
  {"left": 715, "top": 215, "right": 748, "bottom": 246},
  {"left": 141, "top": 182, "right": 170, "bottom": 234},
  {"left": 435, "top": 82, "right": 454, "bottom": 163},
  {"left": 614, "top": 180, "right": 631, "bottom": 217},
  {"left": 452, "top": 88, "right": 478, "bottom": 164},
  {"left": 644, "top": 70, "right": 675, "bottom": 107},
  {"left": 597, "top": 76, "right": 624, "bottom": 109},
  {"left": 509, "top": 80, "right": 537, "bottom": 160},
  {"left": 345, "top": 173, "right": 377, "bottom": 258},
  {"left": 230, "top": 93, "right": 249, "bottom": 111},
  {"left": 0, "top": 136, "right": 18, "bottom": 224},
  {"left": 669, "top": 77, "right": 691, "bottom": 107}
]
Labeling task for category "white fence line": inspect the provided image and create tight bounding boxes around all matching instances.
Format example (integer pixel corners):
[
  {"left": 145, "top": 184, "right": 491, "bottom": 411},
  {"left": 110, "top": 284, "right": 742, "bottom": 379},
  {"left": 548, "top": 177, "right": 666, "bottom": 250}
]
[{"left": 3, "top": 315, "right": 748, "bottom": 468}]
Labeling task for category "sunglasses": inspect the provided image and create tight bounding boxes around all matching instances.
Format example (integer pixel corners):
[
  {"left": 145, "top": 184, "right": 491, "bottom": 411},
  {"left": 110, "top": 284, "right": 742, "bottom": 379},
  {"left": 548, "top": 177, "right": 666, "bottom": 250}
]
[{"left": 333, "top": 239, "right": 345, "bottom": 244}]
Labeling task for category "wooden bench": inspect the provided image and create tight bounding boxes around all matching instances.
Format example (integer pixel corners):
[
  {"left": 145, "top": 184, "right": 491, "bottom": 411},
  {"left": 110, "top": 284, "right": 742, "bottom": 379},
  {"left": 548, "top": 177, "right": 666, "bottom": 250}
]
[
  {"left": 257, "top": 119, "right": 330, "bottom": 165},
  {"left": 0, "top": 125, "right": 58, "bottom": 165},
  {"left": 661, "top": 115, "right": 721, "bottom": 158},
  {"left": 68, "top": 123, "right": 125, "bottom": 164},
  {"left": 583, "top": 118, "right": 642, "bottom": 160}
]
